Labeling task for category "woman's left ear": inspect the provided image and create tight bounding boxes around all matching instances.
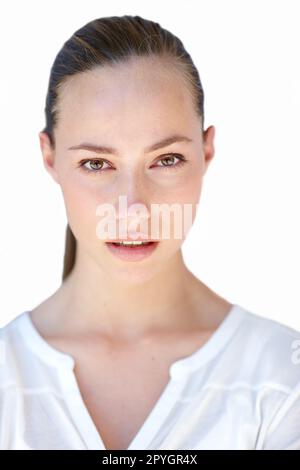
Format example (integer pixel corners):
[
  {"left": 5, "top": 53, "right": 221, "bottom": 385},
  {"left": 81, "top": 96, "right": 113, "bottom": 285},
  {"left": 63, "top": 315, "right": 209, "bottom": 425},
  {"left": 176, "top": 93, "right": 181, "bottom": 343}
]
[{"left": 202, "top": 125, "right": 215, "bottom": 174}]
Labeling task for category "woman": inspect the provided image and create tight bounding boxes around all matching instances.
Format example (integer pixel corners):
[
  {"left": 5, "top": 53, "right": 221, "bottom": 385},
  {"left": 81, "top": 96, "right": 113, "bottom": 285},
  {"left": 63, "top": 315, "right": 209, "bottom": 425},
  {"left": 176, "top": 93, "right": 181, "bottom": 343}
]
[{"left": 1, "top": 15, "right": 299, "bottom": 451}]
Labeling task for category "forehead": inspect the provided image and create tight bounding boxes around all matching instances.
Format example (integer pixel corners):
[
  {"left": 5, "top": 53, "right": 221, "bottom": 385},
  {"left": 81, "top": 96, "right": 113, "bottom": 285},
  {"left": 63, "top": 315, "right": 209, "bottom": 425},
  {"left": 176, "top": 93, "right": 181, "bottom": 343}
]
[{"left": 55, "top": 57, "right": 200, "bottom": 141}]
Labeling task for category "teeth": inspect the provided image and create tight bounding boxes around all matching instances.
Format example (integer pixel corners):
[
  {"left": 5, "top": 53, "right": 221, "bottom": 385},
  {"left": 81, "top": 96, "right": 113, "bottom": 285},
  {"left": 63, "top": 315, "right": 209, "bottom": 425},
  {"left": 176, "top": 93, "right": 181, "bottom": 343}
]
[{"left": 113, "top": 241, "right": 151, "bottom": 246}]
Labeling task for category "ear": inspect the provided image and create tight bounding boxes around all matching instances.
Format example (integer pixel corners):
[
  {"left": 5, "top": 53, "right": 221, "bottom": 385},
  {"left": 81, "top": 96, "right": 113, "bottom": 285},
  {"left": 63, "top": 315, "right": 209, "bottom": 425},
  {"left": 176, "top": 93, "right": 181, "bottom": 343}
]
[
  {"left": 38, "top": 131, "right": 60, "bottom": 184},
  {"left": 202, "top": 125, "right": 215, "bottom": 175}
]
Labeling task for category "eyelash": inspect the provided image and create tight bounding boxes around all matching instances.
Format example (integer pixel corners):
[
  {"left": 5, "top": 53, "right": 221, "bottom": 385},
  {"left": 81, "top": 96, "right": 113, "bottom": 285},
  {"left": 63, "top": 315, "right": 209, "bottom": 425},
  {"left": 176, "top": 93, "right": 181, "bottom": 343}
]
[{"left": 78, "top": 153, "right": 187, "bottom": 175}]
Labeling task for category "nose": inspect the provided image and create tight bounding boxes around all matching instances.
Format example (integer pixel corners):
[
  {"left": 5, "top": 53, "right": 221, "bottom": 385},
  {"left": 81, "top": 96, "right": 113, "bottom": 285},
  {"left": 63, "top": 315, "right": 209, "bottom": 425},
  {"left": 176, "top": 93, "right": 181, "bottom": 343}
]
[
  {"left": 114, "top": 170, "right": 151, "bottom": 224},
  {"left": 115, "top": 168, "right": 146, "bottom": 207}
]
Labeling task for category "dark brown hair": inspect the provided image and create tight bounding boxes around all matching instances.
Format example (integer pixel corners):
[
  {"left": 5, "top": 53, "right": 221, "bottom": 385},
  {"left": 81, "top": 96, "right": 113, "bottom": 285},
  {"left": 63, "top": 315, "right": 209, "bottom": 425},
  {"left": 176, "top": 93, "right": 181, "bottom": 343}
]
[{"left": 40, "top": 15, "right": 205, "bottom": 282}]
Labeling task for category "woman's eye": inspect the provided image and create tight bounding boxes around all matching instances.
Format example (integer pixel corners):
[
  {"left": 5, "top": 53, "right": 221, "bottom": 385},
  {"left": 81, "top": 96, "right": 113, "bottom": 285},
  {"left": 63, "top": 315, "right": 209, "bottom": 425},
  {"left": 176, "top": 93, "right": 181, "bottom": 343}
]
[
  {"left": 79, "top": 159, "right": 110, "bottom": 173},
  {"left": 155, "top": 153, "right": 187, "bottom": 170}
]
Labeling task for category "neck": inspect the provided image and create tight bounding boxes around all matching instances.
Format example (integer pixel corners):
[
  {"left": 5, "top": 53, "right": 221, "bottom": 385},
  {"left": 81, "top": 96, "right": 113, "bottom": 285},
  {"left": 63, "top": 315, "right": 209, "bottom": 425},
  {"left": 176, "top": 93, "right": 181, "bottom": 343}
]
[{"left": 54, "top": 243, "right": 206, "bottom": 339}]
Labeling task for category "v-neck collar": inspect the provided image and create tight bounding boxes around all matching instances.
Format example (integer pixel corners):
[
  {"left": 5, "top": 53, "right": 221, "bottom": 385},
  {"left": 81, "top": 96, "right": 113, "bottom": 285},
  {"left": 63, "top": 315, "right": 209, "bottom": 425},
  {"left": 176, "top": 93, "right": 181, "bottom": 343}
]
[
  {"left": 60, "top": 362, "right": 188, "bottom": 450},
  {"left": 16, "top": 303, "right": 246, "bottom": 450}
]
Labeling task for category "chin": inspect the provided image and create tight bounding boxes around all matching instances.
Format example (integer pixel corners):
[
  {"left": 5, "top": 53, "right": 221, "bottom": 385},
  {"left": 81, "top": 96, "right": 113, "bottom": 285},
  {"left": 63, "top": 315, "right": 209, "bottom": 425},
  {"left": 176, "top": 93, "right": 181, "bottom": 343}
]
[
  {"left": 107, "top": 263, "right": 163, "bottom": 285},
  {"left": 103, "top": 244, "right": 182, "bottom": 286}
]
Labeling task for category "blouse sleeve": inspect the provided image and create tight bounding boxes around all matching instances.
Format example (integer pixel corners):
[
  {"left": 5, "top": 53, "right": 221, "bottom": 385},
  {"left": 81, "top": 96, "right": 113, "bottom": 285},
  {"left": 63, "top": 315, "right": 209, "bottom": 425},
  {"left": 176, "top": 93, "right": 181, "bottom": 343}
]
[{"left": 260, "top": 381, "right": 300, "bottom": 450}]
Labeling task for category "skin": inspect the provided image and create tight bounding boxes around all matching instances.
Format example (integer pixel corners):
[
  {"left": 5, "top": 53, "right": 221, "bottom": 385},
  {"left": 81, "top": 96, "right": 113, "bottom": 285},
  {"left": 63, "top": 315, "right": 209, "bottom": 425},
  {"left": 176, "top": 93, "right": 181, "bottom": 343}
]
[{"left": 33, "top": 55, "right": 232, "bottom": 347}]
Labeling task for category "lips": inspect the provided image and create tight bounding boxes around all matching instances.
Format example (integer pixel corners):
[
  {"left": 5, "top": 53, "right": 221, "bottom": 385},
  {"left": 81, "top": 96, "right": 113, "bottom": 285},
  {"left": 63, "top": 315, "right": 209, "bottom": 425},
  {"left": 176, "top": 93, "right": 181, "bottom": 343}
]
[
  {"left": 105, "top": 240, "right": 159, "bottom": 261},
  {"left": 108, "top": 241, "right": 154, "bottom": 245},
  {"left": 106, "top": 239, "right": 158, "bottom": 243}
]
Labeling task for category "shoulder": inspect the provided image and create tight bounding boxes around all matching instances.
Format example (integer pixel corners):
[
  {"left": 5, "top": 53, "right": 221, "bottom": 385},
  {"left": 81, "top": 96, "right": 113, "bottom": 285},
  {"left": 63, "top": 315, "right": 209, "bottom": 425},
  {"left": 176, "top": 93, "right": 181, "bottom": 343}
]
[
  {"left": 234, "top": 305, "right": 300, "bottom": 390},
  {"left": 0, "top": 310, "right": 26, "bottom": 344},
  {"left": 240, "top": 310, "right": 300, "bottom": 450},
  {"left": 0, "top": 311, "right": 34, "bottom": 385},
  {"left": 222, "top": 306, "right": 300, "bottom": 449}
]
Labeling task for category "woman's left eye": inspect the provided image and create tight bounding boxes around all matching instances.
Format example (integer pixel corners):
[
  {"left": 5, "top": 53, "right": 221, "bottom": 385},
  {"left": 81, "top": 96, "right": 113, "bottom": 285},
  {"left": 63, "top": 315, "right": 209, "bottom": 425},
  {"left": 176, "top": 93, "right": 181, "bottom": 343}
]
[{"left": 154, "top": 153, "right": 187, "bottom": 170}]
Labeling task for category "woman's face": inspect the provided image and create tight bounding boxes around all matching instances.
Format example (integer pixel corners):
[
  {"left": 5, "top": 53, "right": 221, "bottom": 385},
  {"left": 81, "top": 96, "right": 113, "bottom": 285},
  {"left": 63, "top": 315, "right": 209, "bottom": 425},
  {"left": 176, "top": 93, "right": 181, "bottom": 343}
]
[{"left": 39, "top": 57, "right": 215, "bottom": 283}]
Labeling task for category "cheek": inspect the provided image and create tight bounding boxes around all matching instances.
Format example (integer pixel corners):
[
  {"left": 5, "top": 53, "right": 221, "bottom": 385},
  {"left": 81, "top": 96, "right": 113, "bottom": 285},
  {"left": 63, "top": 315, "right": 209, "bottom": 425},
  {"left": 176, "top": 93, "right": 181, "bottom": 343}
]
[
  {"left": 161, "top": 171, "right": 203, "bottom": 241},
  {"left": 164, "top": 167, "right": 203, "bottom": 213},
  {"left": 60, "top": 179, "right": 104, "bottom": 241},
  {"left": 168, "top": 171, "right": 202, "bottom": 203}
]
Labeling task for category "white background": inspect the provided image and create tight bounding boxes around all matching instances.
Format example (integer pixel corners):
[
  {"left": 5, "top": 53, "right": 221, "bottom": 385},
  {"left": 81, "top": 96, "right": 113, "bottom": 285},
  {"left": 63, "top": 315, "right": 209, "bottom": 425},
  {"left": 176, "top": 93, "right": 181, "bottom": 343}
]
[{"left": 0, "top": 0, "right": 299, "bottom": 330}]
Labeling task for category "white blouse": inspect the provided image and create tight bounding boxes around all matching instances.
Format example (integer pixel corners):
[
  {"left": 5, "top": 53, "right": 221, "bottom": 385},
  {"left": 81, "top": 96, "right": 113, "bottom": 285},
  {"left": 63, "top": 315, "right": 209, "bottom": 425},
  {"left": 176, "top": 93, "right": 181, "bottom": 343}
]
[{"left": 0, "top": 303, "right": 300, "bottom": 450}]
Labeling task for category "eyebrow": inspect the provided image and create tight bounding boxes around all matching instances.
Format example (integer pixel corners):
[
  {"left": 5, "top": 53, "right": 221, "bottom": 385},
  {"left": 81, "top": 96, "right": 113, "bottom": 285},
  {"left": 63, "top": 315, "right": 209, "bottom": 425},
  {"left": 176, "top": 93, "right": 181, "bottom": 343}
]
[{"left": 67, "top": 134, "right": 193, "bottom": 155}]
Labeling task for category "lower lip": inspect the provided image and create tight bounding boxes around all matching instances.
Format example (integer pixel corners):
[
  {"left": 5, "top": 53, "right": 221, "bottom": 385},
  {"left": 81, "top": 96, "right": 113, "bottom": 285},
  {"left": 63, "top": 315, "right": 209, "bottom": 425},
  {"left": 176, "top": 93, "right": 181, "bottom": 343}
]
[{"left": 105, "top": 241, "right": 159, "bottom": 261}]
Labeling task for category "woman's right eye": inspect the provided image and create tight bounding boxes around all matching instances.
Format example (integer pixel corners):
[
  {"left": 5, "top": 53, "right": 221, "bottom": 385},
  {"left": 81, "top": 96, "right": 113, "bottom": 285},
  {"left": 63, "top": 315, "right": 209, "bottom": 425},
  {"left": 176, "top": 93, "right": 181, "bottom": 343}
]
[{"left": 79, "top": 159, "right": 111, "bottom": 173}]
